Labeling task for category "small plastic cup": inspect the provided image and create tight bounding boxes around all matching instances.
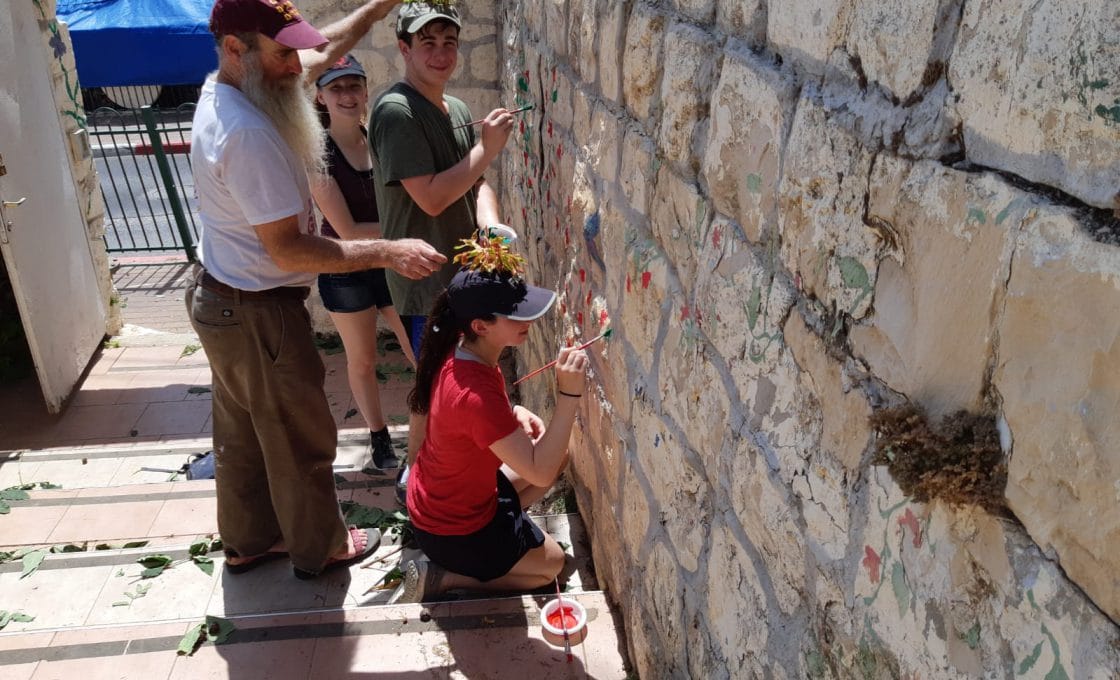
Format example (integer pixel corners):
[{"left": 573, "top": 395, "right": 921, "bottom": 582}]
[
  {"left": 540, "top": 596, "right": 587, "bottom": 647},
  {"left": 480, "top": 224, "right": 518, "bottom": 245}
]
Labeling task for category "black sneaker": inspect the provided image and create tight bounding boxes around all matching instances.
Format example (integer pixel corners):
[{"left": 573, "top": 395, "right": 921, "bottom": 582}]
[{"left": 369, "top": 428, "right": 398, "bottom": 471}]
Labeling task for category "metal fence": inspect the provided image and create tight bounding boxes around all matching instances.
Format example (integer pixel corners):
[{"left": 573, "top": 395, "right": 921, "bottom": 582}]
[{"left": 84, "top": 85, "right": 201, "bottom": 260}]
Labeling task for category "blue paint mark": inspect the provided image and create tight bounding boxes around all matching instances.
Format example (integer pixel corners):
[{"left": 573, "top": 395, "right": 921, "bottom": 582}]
[
  {"left": 583, "top": 210, "right": 606, "bottom": 271},
  {"left": 583, "top": 211, "right": 601, "bottom": 239},
  {"left": 653, "top": 434, "right": 661, "bottom": 448}
]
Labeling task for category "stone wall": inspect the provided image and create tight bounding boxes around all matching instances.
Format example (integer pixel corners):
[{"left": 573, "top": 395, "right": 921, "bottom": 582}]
[
  {"left": 39, "top": 0, "right": 120, "bottom": 335},
  {"left": 499, "top": 0, "right": 1120, "bottom": 677}
]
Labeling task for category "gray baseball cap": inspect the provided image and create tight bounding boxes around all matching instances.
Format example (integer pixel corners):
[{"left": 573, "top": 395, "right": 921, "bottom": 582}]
[{"left": 396, "top": 2, "right": 461, "bottom": 35}]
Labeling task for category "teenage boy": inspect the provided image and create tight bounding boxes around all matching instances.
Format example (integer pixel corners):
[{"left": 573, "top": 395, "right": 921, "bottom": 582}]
[{"left": 371, "top": 1, "right": 516, "bottom": 501}]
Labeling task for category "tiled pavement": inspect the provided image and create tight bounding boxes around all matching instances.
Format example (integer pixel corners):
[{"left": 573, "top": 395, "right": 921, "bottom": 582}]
[{"left": 0, "top": 259, "right": 630, "bottom": 679}]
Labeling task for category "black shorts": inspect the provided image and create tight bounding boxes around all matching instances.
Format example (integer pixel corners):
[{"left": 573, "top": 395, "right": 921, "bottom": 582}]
[
  {"left": 317, "top": 268, "right": 393, "bottom": 313},
  {"left": 411, "top": 471, "right": 546, "bottom": 582}
]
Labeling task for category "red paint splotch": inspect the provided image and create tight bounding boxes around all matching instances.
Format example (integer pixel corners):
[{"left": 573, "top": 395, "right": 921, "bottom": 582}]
[
  {"left": 626, "top": 274, "right": 632, "bottom": 293},
  {"left": 712, "top": 226, "right": 722, "bottom": 249},
  {"left": 585, "top": 290, "right": 592, "bottom": 306},
  {"left": 599, "top": 309, "right": 609, "bottom": 326},
  {"left": 579, "top": 269, "right": 586, "bottom": 283},
  {"left": 862, "top": 545, "right": 881, "bottom": 584},
  {"left": 577, "top": 311, "right": 584, "bottom": 326},
  {"left": 641, "top": 271, "right": 651, "bottom": 289},
  {"left": 898, "top": 508, "right": 923, "bottom": 548}
]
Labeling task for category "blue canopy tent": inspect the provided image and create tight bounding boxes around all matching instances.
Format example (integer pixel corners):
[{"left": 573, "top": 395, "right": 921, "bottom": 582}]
[{"left": 57, "top": 0, "right": 217, "bottom": 87}]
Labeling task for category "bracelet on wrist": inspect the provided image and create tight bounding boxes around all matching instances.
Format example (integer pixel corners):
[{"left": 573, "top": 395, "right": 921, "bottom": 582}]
[{"left": 557, "top": 389, "right": 582, "bottom": 399}]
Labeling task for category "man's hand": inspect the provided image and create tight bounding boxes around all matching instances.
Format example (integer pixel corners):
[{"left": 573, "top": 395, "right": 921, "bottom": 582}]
[
  {"left": 479, "top": 108, "right": 515, "bottom": 157},
  {"left": 386, "top": 238, "right": 447, "bottom": 279}
]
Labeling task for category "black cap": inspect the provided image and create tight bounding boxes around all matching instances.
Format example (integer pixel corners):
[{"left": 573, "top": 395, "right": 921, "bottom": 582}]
[
  {"left": 448, "top": 269, "right": 556, "bottom": 322},
  {"left": 316, "top": 53, "right": 366, "bottom": 88}
]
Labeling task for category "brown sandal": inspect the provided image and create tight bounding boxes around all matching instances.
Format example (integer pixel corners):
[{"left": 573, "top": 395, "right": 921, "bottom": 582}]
[{"left": 293, "top": 527, "right": 381, "bottom": 580}]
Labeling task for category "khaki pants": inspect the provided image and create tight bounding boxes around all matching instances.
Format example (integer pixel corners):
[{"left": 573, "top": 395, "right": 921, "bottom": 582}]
[{"left": 186, "top": 280, "right": 348, "bottom": 572}]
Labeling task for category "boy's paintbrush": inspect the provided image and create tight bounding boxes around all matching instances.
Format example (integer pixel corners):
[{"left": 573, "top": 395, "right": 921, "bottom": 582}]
[
  {"left": 452, "top": 103, "right": 535, "bottom": 130},
  {"left": 512, "top": 328, "right": 612, "bottom": 386}
]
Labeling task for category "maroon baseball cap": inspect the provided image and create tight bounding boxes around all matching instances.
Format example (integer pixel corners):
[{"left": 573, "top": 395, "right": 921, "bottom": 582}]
[{"left": 209, "top": 0, "right": 328, "bottom": 50}]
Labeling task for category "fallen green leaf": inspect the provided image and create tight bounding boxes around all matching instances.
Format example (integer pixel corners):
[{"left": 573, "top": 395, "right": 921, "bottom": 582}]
[
  {"left": 140, "top": 566, "right": 167, "bottom": 579},
  {"left": 187, "top": 386, "right": 212, "bottom": 394},
  {"left": 189, "top": 540, "right": 210, "bottom": 557},
  {"left": 112, "top": 601, "right": 130, "bottom": 607},
  {"left": 0, "top": 502, "right": 9, "bottom": 514},
  {"left": 340, "top": 501, "right": 386, "bottom": 529},
  {"left": 0, "top": 489, "right": 29, "bottom": 501},
  {"left": 0, "top": 611, "right": 33, "bottom": 630},
  {"left": 137, "top": 554, "right": 173, "bottom": 569},
  {"left": 193, "top": 556, "right": 215, "bottom": 576},
  {"left": 206, "top": 615, "right": 236, "bottom": 644},
  {"left": 177, "top": 623, "right": 206, "bottom": 656},
  {"left": 51, "top": 543, "right": 86, "bottom": 553},
  {"left": 38, "top": 482, "right": 61, "bottom": 489},
  {"left": 181, "top": 343, "right": 201, "bottom": 357},
  {"left": 20, "top": 550, "right": 46, "bottom": 578},
  {"left": 122, "top": 540, "right": 150, "bottom": 549}
]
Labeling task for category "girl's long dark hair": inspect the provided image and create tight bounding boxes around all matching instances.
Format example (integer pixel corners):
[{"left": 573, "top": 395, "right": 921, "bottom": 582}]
[{"left": 407, "top": 290, "right": 494, "bottom": 415}]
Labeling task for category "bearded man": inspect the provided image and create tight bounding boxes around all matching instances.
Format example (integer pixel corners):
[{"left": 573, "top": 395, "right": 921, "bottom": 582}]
[{"left": 188, "top": 0, "right": 445, "bottom": 580}]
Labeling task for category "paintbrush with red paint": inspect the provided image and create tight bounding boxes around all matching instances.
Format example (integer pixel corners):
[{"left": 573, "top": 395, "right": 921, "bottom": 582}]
[
  {"left": 512, "top": 328, "right": 611, "bottom": 386},
  {"left": 554, "top": 578, "right": 573, "bottom": 662}
]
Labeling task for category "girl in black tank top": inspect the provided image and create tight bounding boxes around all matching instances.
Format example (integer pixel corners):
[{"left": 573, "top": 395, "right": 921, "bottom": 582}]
[{"left": 311, "top": 55, "right": 415, "bottom": 471}]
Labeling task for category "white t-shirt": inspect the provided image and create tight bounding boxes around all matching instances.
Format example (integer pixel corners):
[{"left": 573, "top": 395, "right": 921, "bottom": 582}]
[{"left": 191, "top": 78, "right": 316, "bottom": 290}]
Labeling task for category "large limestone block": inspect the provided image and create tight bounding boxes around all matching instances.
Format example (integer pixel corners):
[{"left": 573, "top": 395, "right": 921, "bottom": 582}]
[
  {"left": 618, "top": 125, "right": 657, "bottom": 215},
  {"left": 597, "top": 1, "right": 626, "bottom": 105},
  {"left": 996, "top": 210, "right": 1120, "bottom": 623},
  {"left": 567, "top": 0, "right": 596, "bottom": 82},
  {"left": 543, "top": 0, "right": 568, "bottom": 57},
  {"left": 778, "top": 85, "right": 879, "bottom": 319},
  {"left": 649, "top": 166, "right": 710, "bottom": 296},
  {"left": 722, "top": 436, "right": 807, "bottom": 617},
  {"left": 850, "top": 156, "right": 1020, "bottom": 420},
  {"left": 672, "top": 0, "right": 715, "bottom": 25},
  {"left": 767, "top": 0, "right": 854, "bottom": 77},
  {"left": 784, "top": 310, "right": 871, "bottom": 473},
  {"left": 846, "top": 0, "right": 956, "bottom": 101},
  {"left": 467, "top": 41, "right": 496, "bottom": 83},
  {"left": 702, "top": 45, "right": 798, "bottom": 243},
  {"left": 717, "top": 1, "right": 766, "bottom": 47},
  {"left": 705, "top": 520, "right": 772, "bottom": 674},
  {"left": 622, "top": 4, "right": 668, "bottom": 122},
  {"left": 657, "top": 22, "right": 718, "bottom": 170},
  {"left": 630, "top": 400, "right": 708, "bottom": 573},
  {"left": 950, "top": 0, "right": 1120, "bottom": 209}
]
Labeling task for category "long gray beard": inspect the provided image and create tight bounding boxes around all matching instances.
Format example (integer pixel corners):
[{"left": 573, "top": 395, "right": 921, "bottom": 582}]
[{"left": 240, "top": 55, "right": 326, "bottom": 177}]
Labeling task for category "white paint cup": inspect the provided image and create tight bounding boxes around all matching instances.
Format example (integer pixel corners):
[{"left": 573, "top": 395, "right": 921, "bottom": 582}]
[{"left": 540, "top": 596, "right": 587, "bottom": 647}]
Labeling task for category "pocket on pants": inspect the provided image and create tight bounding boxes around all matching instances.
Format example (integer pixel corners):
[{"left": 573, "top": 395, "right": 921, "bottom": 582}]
[{"left": 190, "top": 288, "right": 240, "bottom": 329}]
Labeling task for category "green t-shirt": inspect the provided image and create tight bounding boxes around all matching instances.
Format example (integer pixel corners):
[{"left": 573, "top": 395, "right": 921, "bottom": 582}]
[{"left": 371, "top": 82, "right": 477, "bottom": 315}]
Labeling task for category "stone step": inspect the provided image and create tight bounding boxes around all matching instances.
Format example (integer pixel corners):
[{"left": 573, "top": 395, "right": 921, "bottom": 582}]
[
  {"left": 0, "top": 430, "right": 406, "bottom": 489},
  {"left": 0, "top": 592, "right": 628, "bottom": 679},
  {"left": 0, "top": 501, "right": 598, "bottom": 632}
]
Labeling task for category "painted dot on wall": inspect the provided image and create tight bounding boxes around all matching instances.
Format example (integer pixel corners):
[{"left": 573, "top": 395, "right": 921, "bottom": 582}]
[
  {"left": 579, "top": 269, "right": 586, "bottom": 283},
  {"left": 626, "top": 274, "right": 632, "bottom": 293},
  {"left": 641, "top": 271, "right": 651, "bottom": 289}
]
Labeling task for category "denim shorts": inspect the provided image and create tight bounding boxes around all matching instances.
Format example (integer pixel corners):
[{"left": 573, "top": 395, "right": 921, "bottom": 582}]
[{"left": 317, "top": 268, "right": 393, "bottom": 313}]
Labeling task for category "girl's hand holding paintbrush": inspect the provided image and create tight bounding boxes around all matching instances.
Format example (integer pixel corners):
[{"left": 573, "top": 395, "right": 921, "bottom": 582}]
[{"left": 553, "top": 345, "right": 588, "bottom": 400}]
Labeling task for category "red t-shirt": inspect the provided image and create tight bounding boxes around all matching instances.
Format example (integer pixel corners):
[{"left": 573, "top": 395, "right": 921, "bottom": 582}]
[{"left": 407, "top": 354, "right": 521, "bottom": 535}]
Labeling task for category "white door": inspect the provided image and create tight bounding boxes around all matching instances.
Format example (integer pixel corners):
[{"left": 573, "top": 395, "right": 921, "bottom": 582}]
[{"left": 0, "top": 3, "right": 107, "bottom": 412}]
